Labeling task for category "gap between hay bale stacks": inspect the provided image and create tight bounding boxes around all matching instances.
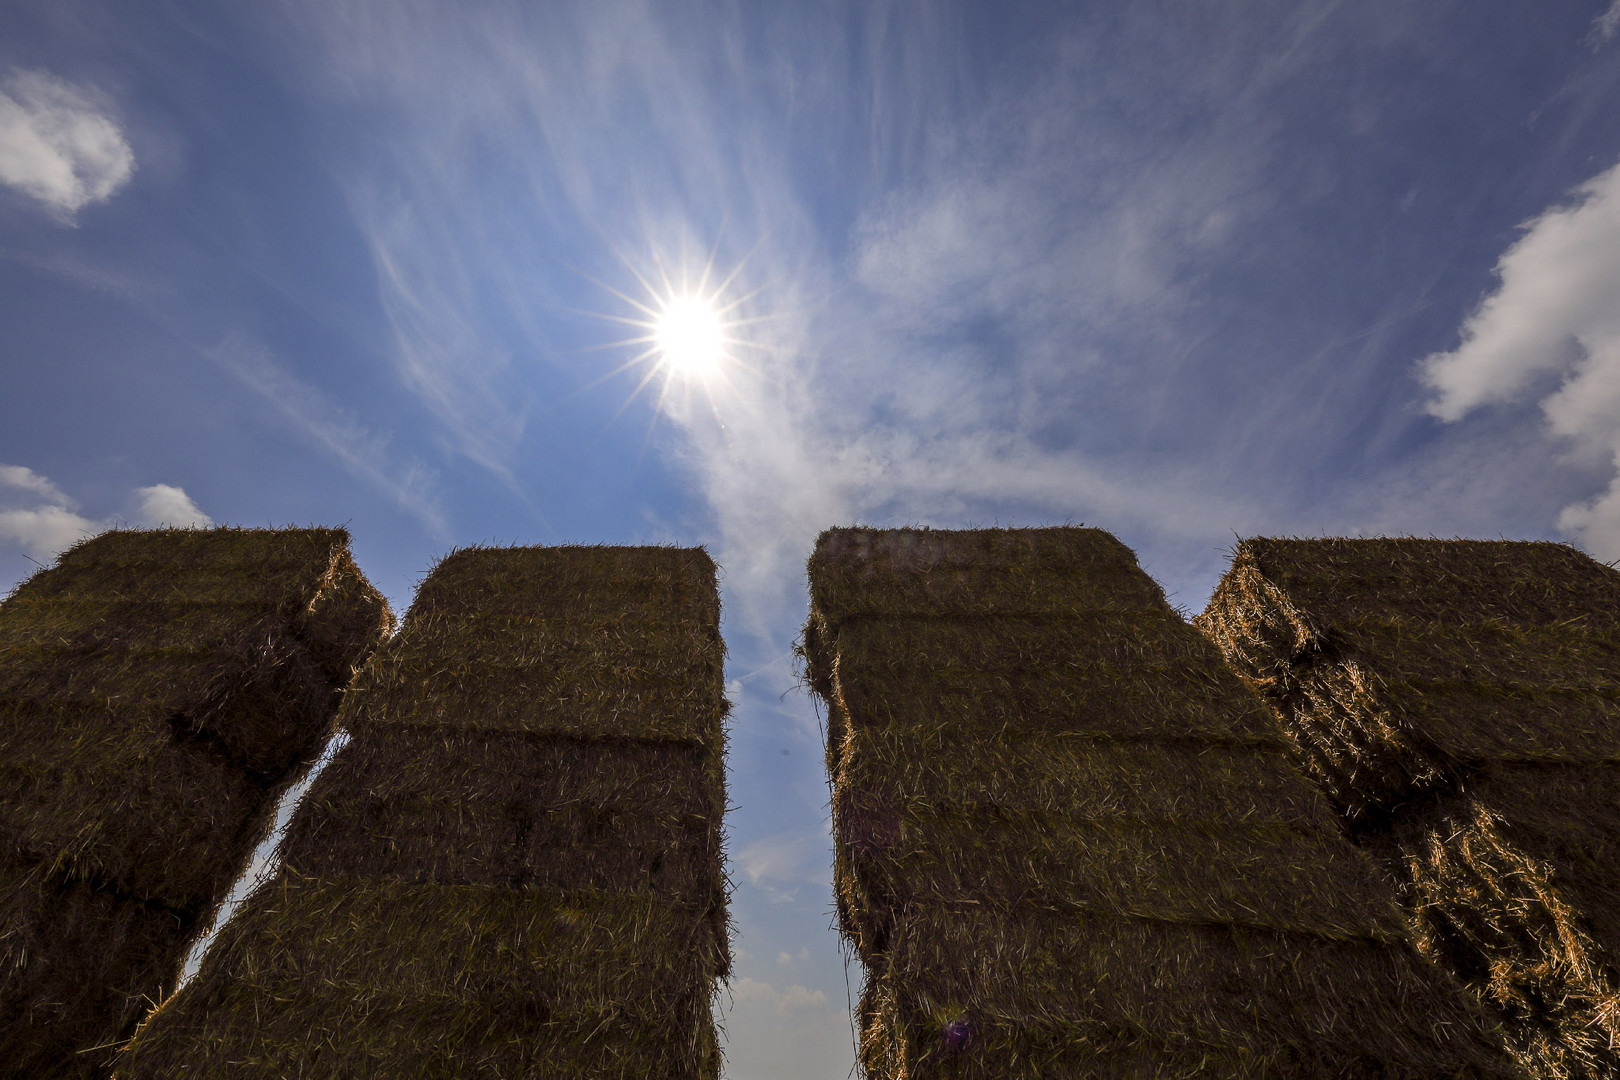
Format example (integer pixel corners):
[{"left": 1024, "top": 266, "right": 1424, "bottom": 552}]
[
  {"left": 0, "top": 527, "right": 392, "bottom": 1080},
  {"left": 1196, "top": 536, "right": 1620, "bottom": 1079},
  {"left": 115, "top": 544, "right": 731, "bottom": 1080},
  {"left": 805, "top": 526, "right": 1518, "bottom": 1080}
]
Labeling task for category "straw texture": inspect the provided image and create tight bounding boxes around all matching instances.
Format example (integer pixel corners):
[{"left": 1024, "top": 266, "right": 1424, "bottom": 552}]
[
  {"left": 807, "top": 526, "right": 1517, "bottom": 1079},
  {"left": 116, "top": 544, "right": 730, "bottom": 1080},
  {"left": 0, "top": 528, "right": 391, "bottom": 1080},
  {"left": 1198, "top": 537, "right": 1620, "bottom": 1077}
]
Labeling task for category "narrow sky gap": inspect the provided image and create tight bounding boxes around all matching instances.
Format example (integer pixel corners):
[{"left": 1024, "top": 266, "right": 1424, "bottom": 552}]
[{"left": 177, "top": 730, "right": 352, "bottom": 988}]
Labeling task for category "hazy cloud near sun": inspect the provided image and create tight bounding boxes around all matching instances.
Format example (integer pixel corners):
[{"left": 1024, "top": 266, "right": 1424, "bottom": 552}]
[
  {"left": 1420, "top": 157, "right": 1620, "bottom": 558},
  {"left": 0, "top": 465, "right": 212, "bottom": 560},
  {"left": 0, "top": 69, "right": 134, "bottom": 218}
]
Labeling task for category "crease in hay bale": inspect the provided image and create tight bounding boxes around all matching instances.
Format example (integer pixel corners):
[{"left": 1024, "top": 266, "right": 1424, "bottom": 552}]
[
  {"left": 116, "top": 544, "right": 731, "bottom": 1080},
  {"left": 1198, "top": 536, "right": 1620, "bottom": 1077},
  {"left": 806, "top": 526, "right": 1517, "bottom": 1079},
  {"left": 0, "top": 527, "right": 392, "bottom": 1080}
]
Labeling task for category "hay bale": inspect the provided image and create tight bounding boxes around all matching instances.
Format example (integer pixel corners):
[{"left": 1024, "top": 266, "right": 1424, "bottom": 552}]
[
  {"left": 116, "top": 544, "right": 730, "bottom": 1080},
  {"left": 806, "top": 526, "right": 1516, "bottom": 1079},
  {"left": 1198, "top": 537, "right": 1620, "bottom": 1077},
  {"left": 0, "top": 527, "right": 392, "bottom": 1080}
]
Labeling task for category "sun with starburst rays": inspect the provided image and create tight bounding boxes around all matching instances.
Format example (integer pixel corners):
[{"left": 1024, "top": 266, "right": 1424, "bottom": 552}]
[{"left": 580, "top": 236, "right": 767, "bottom": 417}]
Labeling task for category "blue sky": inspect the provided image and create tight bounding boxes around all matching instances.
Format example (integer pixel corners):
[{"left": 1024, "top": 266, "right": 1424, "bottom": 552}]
[{"left": 4, "top": 2, "right": 1620, "bottom": 1076}]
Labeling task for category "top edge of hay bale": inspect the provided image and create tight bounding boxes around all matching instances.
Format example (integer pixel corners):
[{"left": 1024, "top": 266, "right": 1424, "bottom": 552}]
[
  {"left": 352, "top": 544, "right": 725, "bottom": 743},
  {"left": 24, "top": 525, "right": 351, "bottom": 578},
  {"left": 1238, "top": 537, "right": 1620, "bottom": 629},
  {"left": 407, "top": 543, "right": 718, "bottom": 622},
  {"left": 809, "top": 526, "right": 1166, "bottom": 622}
]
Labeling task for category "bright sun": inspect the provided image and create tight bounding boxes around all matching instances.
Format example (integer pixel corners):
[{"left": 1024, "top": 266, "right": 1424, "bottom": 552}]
[
  {"left": 655, "top": 295, "right": 725, "bottom": 377},
  {"left": 585, "top": 240, "right": 768, "bottom": 411}
]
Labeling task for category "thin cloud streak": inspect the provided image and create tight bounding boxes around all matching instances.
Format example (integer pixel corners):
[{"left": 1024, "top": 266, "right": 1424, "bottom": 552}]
[{"left": 211, "top": 334, "right": 449, "bottom": 538}]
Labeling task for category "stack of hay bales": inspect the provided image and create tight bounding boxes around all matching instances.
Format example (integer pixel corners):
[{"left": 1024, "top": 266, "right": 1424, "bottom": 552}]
[
  {"left": 1198, "top": 538, "right": 1620, "bottom": 1077},
  {"left": 805, "top": 526, "right": 1517, "bottom": 1079},
  {"left": 0, "top": 527, "right": 391, "bottom": 1080},
  {"left": 116, "top": 545, "right": 730, "bottom": 1079}
]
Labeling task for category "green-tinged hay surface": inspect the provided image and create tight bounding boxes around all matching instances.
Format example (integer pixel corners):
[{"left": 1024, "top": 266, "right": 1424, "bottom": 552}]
[
  {"left": 116, "top": 544, "right": 729, "bottom": 1080},
  {"left": 0, "top": 527, "right": 391, "bottom": 1080},
  {"left": 806, "top": 526, "right": 1515, "bottom": 1079},
  {"left": 1197, "top": 536, "right": 1620, "bottom": 1077}
]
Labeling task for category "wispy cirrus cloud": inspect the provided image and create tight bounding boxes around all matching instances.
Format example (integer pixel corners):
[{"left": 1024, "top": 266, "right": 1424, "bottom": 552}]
[
  {"left": 211, "top": 333, "right": 448, "bottom": 538},
  {"left": 0, "top": 68, "right": 134, "bottom": 219},
  {"left": 1589, "top": 1, "right": 1620, "bottom": 47},
  {"left": 1420, "top": 156, "right": 1620, "bottom": 557}
]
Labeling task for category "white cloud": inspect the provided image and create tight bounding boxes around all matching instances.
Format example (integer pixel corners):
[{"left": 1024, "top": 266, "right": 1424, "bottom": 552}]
[
  {"left": 0, "top": 464, "right": 213, "bottom": 563},
  {"left": 0, "top": 69, "right": 134, "bottom": 218},
  {"left": 0, "top": 463, "right": 70, "bottom": 503},
  {"left": 134, "top": 484, "right": 214, "bottom": 528},
  {"left": 1419, "top": 157, "right": 1620, "bottom": 557},
  {"left": 0, "top": 504, "right": 99, "bottom": 559}
]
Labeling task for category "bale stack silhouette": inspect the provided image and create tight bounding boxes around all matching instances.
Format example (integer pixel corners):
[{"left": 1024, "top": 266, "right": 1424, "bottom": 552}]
[
  {"left": 1198, "top": 538, "right": 1620, "bottom": 1077},
  {"left": 116, "top": 545, "right": 730, "bottom": 1079},
  {"left": 0, "top": 528, "right": 391, "bottom": 1080},
  {"left": 804, "top": 526, "right": 1517, "bottom": 1079}
]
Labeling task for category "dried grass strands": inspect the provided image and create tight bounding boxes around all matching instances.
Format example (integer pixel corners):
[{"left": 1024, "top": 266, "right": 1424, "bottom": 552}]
[
  {"left": 116, "top": 545, "right": 730, "bottom": 1080},
  {"left": 1198, "top": 537, "right": 1620, "bottom": 1077},
  {"left": 0, "top": 527, "right": 392, "bottom": 1080},
  {"left": 805, "top": 526, "right": 1516, "bottom": 1079}
]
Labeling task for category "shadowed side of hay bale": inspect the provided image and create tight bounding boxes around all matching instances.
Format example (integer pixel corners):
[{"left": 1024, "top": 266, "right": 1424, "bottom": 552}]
[
  {"left": 0, "top": 528, "right": 392, "bottom": 1080},
  {"left": 806, "top": 526, "right": 1516, "bottom": 1080},
  {"left": 116, "top": 544, "right": 730, "bottom": 1080},
  {"left": 1197, "top": 537, "right": 1620, "bottom": 1078}
]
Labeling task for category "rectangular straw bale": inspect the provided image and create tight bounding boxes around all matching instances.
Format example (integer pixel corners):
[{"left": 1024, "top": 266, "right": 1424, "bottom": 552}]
[
  {"left": 838, "top": 726, "right": 1328, "bottom": 829},
  {"left": 117, "top": 873, "right": 724, "bottom": 1080},
  {"left": 0, "top": 853, "right": 191, "bottom": 1080},
  {"left": 408, "top": 544, "right": 720, "bottom": 623},
  {"left": 808, "top": 526, "right": 1164, "bottom": 623},
  {"left": 830, "top": 799, "right": 1401, "bottom": 942},
  {"left": 281, "top": 725, "right": 723, "bottom": 905},
  {"left": 0, "top": 527, "right": 390, "bottom": 1080},
  {"left": 807, "top": 526, "right": 1515, "bottom": 1079},
  {"left": 116, "top": 544, "right": 729, "bottom": 1080},
  {"left": 1, "top": 527, "right": 392, "bottom": 779},
  {"left": 1197, "top": 536, "right": 1620, "bottom": 1076},
  {"left": 866, "top": 904, "right": 1514, "bottom": 1078},
  {"left": 350, "top": 612, "right": 724, "bottom": 744},
  {"left": 0, "top": 699, "right": 268, "bottom": 908}
]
